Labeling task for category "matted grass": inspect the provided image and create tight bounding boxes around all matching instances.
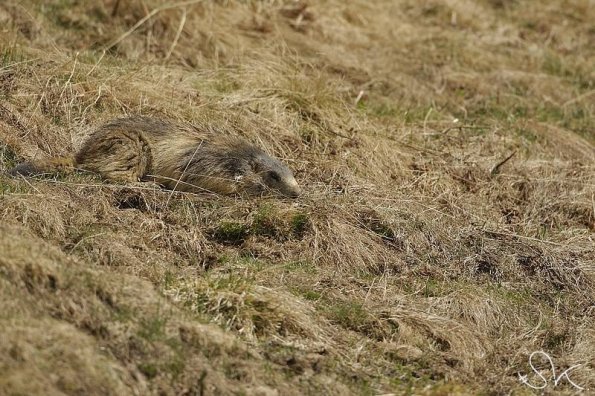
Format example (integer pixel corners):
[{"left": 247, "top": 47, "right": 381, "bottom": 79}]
[{"left": 1, "top": 0, "right": 593, "bottom": 394}]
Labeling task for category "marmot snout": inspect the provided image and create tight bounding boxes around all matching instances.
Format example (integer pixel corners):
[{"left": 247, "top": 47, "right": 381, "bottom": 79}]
[{"left": 12, "top": 116, "right": 302, "bottom": 198}]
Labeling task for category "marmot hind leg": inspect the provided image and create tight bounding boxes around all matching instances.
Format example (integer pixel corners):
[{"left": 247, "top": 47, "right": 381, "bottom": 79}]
[{"left": 75, "top": 129, "right": 151, "bottom": 182}]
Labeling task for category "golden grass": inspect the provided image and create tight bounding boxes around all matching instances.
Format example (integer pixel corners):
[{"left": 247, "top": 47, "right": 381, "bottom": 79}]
[{"left": 1, "top": 0, "right": 593, "bottom": 394}]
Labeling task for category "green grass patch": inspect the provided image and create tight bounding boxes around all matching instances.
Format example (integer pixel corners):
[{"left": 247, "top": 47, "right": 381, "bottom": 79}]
[
  {"left": 138, "top": 362, "right": 159, "bottom": 379},
  {"left": 207, "top": 273, "right": 253, "bottom": 292},
  {"left": 300, "top": 290, "right": 321, "bottom": 301},
  {"left": 514, "top": 125, "right": 538, "bottom": 144},
  {"left": 0, "top": 144, "right": 19, "bottom": 169},
  {"left": 251, "top": 203, "right": 278, "bottom": 237},
  {"left": 163, "top": 270, "right": 176, "bottom": 288},
  {"left": 283, "top": 260, "right": 317, "bottom": 274},
  {"left": 137, "top": 316, "right": 167, "bottom": 342},
  {"left": 0, "top": 43, "right": 24, "bottom": 69},
  {"left": 213, "top": 220, "right": 249, "bottom": 245},
  {"left": 237, "top": 255, "right": 267, "bottom": 271},
  {"left": 0, "top": 178, "right": 31, "bottom": 195},
  {"left": 290, "top": 212, "right": 310, "bottom": 237},
  {"left": 211, "top": 208, "right": 308, "bottom": 246},
  {"left": 110, "top": 303, "right": 135, "bottom": 323},
  {"left": 422, "top": 278, "right": 443, "bottom": 297},
  {"left": 137, "top": 349, "right": 186, "bottom": 380},
  {"left": 324, "top": 300, "right": 369, "bottom": 331}
]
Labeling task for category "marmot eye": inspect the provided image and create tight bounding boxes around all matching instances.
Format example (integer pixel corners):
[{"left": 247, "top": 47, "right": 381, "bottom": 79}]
[{"left": 269, "top": 171, "right": 281, "bottom": 182}]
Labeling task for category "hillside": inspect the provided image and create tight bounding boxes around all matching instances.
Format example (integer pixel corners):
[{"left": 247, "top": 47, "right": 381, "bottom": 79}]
[{"left": 0, "top": 1, "right": 593, "bottom": 395}]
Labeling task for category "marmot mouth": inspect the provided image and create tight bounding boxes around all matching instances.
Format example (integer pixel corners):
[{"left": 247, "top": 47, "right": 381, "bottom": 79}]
[
  {"left": 282, "top": 178, "right": 302, "bottom": 198},
  {"left": 285, "top": 190, "right": 301, "bottom": 198}
]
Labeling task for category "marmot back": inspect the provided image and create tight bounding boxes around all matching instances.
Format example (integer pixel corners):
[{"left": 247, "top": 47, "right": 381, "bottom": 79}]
[{"left": 12, "top": 116, "right": 302, "bottom": 198}]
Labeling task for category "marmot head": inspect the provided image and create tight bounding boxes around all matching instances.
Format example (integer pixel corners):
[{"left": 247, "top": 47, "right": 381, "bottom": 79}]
[
  {"left": 181, "top": 138, "right": 302, "bottom": 198},
  {"left": 250, "top": 152, "right": 301, "bottom": 198}
]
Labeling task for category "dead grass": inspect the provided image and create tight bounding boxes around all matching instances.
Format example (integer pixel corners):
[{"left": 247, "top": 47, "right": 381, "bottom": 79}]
[{"left": 0, "top": 0, "right": 593, "bottom": 394}]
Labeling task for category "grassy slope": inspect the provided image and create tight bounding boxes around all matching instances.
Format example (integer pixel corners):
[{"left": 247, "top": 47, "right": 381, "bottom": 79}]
[{"left": 0, "top": 0, "right": 593, "bottom": 394}]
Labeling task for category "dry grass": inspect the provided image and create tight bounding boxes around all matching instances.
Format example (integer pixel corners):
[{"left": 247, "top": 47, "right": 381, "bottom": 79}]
[{"left": 1, "top": 0, "right": 593, "bottom": 394}]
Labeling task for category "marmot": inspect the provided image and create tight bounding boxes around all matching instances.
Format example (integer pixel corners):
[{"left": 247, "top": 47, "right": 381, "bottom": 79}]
[{"left": 11, "top": 116, "right": 302, "bottom": 198}]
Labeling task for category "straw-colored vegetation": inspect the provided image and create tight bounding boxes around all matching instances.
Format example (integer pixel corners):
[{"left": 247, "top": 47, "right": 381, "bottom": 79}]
[{"left": 1, "top": 0, "right": 593, "bottom": 394}]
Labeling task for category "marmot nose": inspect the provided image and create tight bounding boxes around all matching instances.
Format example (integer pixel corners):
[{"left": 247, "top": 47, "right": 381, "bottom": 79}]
[
  {"left": 282, "top": 176, "right": 301, "bottom": 198},
  {"left": 287, "top": 186, "right": 302, "bottom": 198}
]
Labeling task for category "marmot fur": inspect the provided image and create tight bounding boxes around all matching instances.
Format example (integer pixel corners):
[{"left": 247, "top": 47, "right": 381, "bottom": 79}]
[{"left": 11, "top": 116, "right": 302, "bottom": 198}]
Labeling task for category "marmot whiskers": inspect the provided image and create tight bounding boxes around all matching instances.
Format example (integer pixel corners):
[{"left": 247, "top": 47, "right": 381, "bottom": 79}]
[{"left": 11, "top": 116, "right": 302, "bottom": 198}]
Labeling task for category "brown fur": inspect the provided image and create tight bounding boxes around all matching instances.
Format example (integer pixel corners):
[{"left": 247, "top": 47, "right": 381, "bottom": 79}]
[{"left": 11, "top": 117, "right": 302, "bottom": 197}]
